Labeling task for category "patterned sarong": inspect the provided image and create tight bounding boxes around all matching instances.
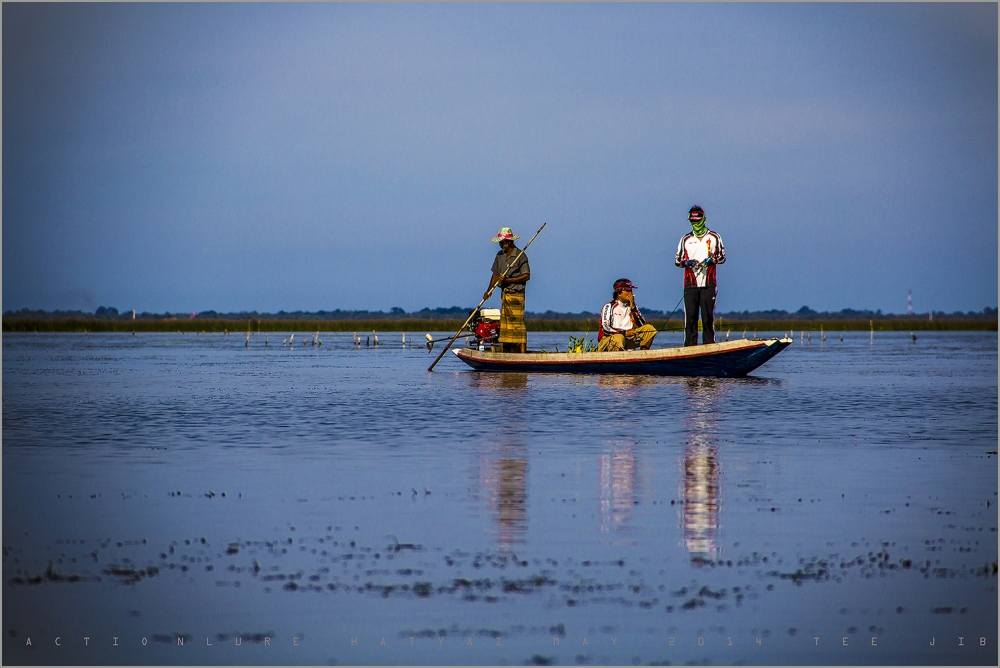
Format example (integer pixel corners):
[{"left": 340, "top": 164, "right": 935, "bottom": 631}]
[{"left": 499, "top": 291, "right": 527, "bottom": 347}]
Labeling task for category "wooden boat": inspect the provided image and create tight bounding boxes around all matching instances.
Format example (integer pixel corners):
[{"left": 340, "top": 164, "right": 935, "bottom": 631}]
[{"left": 453, "top": 337, "right": 792, "bottom": 377}]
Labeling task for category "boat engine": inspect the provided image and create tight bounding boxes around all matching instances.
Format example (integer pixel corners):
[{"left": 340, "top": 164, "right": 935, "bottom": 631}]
[{"left": 469, "top": 308, "right": 500, "bottom": 350}]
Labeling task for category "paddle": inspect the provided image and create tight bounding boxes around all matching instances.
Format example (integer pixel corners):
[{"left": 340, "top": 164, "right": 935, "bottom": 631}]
[{"left": 427, "top": 222, "right": 547, "bottom": 372}]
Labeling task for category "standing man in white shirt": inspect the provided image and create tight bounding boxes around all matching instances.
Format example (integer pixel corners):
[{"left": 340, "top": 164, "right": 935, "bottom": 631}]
[{"left": 674, "top": 205, "right": 727, "bottom": 346}]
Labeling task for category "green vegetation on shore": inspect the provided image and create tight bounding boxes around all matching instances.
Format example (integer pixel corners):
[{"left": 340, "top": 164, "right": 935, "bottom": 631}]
[{"left": 3, "top": 314, "right": 996, "bottom": 333}]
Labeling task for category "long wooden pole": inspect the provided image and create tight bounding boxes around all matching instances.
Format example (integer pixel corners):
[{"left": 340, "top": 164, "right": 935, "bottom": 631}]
[{"left": 427, "top": 222, "right": 546, "bottom": 372}]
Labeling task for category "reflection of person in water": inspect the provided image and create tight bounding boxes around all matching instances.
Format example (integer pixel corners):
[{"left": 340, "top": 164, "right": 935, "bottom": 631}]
[
  {"left": 478, "top": 443, "right": 528, "bottom": 551},
  {"left": 680, "top": 377, "right": 725, "bottom": 558},
  {"left": 683, "top": 434, "right": 720, "bottom": 557},
  {"left": 495, "top": 455, "right": 527, "bottom": 548},
  {"left": 599, "top": 440, "right": 639, "bottom": 533},
  {"left": 466, "top": 373, "right": 530, "bottom": 551}
]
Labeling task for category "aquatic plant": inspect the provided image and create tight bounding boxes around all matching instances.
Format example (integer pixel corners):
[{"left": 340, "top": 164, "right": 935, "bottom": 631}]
[{"left": 567, "top": 335, "right": 598, "bottom": 353}]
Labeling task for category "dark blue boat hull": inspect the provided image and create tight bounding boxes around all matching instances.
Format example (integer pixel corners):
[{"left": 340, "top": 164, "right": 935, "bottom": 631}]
[{"left": 453, "top": 338, "right": 791, "bottom": 377}]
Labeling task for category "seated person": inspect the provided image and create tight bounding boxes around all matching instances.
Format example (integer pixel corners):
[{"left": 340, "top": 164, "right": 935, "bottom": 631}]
[{"left": 598, "top": 278, "right": 658, "bottom": 352}]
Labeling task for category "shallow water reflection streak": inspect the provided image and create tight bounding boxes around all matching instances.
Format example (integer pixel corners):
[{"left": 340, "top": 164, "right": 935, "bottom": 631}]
[
  {"left": 595, "top": 374, "right": 659, "bottom": 395},
  {"left": 465, "top": 371, "right": 530, "bottom": 394},
  {"left": 599, "top": 439, "right": 639, "bottom": 534},
  {"left": 477, "top": 440, "right": 528, "bottom": 551},
  {"left": 463, "top": 373, "right": 531, "bottom": 550},
  {"left": 680, "top": 377, "right": 726, "bottom": 559}
]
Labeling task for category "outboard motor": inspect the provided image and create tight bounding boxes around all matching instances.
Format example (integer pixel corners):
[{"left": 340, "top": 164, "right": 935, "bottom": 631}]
[{"left": 468, "top": 308, "right": 500, "bottom": 350}]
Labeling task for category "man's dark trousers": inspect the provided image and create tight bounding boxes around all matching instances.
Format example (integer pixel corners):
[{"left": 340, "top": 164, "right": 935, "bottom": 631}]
[{"left": 683, "top": 286, "right": 716, "bottom": 346}]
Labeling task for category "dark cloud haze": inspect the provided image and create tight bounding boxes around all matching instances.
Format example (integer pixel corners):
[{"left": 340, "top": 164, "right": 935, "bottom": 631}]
[{"left": 3, "top": 3, "right": 997, "bottom": 314}]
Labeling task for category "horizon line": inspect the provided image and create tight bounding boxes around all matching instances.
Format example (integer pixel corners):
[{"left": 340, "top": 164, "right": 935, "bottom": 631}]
[{"left": 5, "top": 306, "right": 998, "bottom": 318}]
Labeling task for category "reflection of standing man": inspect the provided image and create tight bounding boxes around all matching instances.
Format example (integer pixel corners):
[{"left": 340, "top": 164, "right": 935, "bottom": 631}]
[
  {"left": 484, "top": 227, "right": 530, "bottom": 353},
  {"left": 680, "top": 377, "right": 723, "bottom": 559},
  {"left": 478, "top": 443, "right": 528, "bottom": 552},
  {"left": 674, "top": 205, "right": 726, "bottom": 346},
  {"left": 683, "top": 437, "right": 720, "bottom": 558}
]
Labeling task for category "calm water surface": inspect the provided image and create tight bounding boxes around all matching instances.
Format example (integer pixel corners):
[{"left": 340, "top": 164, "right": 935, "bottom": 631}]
[{"left": 3, "top": 331, "right": 997, "bottom": 665}]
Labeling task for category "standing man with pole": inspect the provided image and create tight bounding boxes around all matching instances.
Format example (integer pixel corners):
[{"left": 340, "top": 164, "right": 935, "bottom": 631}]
[
  {"left": 484, "top": 227, "right": 531, "bottom": 353},
  {"left": 427, "top": 223, "right": 544, "bottom": 372},
  {"left": 674, "top": 205, "right": 726, "bottom": 346}
]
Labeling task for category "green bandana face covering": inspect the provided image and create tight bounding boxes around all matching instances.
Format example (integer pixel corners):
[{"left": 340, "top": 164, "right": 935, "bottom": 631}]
[{"left": 690, "top": 215, "right": 708, "bottom": 237}]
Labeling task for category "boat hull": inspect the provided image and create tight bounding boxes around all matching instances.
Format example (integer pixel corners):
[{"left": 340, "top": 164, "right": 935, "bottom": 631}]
[{"left": 453, "top": 338, "right": 792, "bottom": 377}]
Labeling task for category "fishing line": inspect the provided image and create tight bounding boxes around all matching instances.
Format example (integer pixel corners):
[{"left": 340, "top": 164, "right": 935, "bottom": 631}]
[{"left": 662, "top": 294, "right": 685, "bottom": 331}]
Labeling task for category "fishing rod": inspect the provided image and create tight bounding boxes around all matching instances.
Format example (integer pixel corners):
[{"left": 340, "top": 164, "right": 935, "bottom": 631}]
[
  {"left": 427, "top": 222, "right": 547, "bottom": 372},
  {"left": 661, "top": 293, "right": 685, "bottom": 331},
  {"left": 661, "top": 257, "right": 716, "bottom": 331}
]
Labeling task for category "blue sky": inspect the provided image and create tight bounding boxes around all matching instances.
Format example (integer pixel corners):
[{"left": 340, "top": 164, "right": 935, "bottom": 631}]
[{"left": 3, "top": 2, "right": 997, "bottom": 314}]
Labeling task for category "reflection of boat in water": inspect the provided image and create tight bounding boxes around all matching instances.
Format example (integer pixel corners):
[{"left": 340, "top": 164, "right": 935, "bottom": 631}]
[{"left": 454, "top": 338, "right": 791, "bottom": 377}]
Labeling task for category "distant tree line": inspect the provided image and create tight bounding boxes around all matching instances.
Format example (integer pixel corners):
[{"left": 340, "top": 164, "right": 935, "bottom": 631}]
[
  {"left": 6, "top": 306, "right": 482, "bottom": 321},
  {"left": 4, "top": 305, "right": 997, "bottom": 333},
  {"left": 532, "top": 305, "right": 999, "bottom": 321},
  {"left": 5, "top": 305, "right": 997, "bottom": 322}
]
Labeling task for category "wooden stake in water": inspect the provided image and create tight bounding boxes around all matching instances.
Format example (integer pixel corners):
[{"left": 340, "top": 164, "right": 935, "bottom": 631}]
[{"left": 869, "top": 319, "right": 874, "bottom": 345}]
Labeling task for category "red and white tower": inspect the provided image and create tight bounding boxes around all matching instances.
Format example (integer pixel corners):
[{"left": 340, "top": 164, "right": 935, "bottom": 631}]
[{"left": 907, "top": 289, "right": 913, "bottom": 315}]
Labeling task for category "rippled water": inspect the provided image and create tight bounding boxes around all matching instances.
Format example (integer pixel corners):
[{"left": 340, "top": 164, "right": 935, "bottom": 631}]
[{"left": 3, "top": 331, "right": 997, "bottom": 665}]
